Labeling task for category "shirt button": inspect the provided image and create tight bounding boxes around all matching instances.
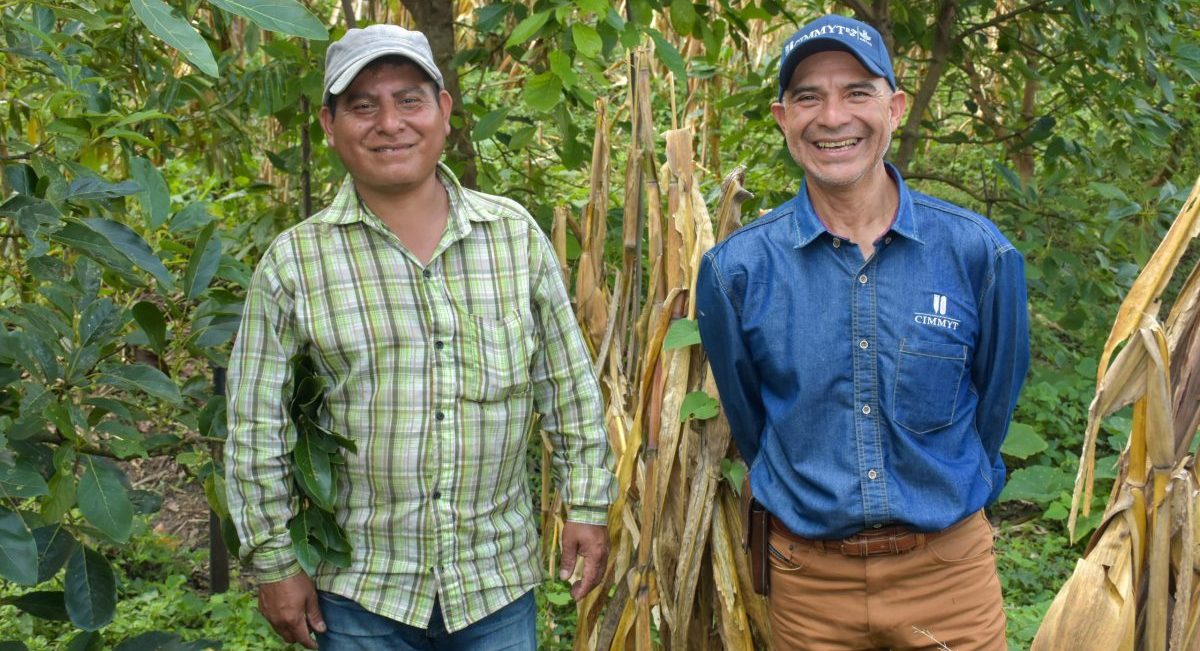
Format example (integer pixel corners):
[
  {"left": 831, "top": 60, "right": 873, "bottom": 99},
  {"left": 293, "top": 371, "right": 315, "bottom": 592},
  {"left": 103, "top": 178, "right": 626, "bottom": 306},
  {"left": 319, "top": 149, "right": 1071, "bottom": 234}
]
[
  {"left": 435, "top": 411, "right": 445, "bottom": 421},
  {"left": 435, "top": 340, "right": 444, "bottom": 350},
  {"left": 862, "top": 405, "right": 871, "bottom": 415},
  {"left": 873, "top": 523, "right": 883, "bottom": 529},
  {"left": 867, "top": 469, "right": 878, "bottom": 480},
  {"left": 858, "top": 274, "right": 868, "bottom": 284},
  {"left": 432, "top": 490, "right": 441, "bottom": 500},
  {"left": 859, "top": 339, "right": 869, "bottom": 349},
  {"left": 423, "top": 269, "right": 432, "bottom": 279},
  {"left": 832, "top": 239, "right": 841, "bottom": 248},
  {"left": 884, "top": 236, "right": 892, "bottom": 244}
]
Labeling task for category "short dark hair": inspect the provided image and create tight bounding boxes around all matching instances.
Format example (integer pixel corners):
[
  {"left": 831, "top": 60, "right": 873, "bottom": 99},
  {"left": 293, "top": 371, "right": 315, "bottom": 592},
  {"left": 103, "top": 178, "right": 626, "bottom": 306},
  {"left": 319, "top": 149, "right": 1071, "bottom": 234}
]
[{"left": 324, "top": 55, "right": 440, "bottom": 117}]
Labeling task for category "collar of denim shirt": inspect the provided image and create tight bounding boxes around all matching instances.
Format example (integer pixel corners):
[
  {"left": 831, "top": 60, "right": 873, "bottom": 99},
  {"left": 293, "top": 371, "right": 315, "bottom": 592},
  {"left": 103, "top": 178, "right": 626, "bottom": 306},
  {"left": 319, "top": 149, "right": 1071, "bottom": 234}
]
[{"left": 789, "top": 162, "right": 924, "bottom": 249}]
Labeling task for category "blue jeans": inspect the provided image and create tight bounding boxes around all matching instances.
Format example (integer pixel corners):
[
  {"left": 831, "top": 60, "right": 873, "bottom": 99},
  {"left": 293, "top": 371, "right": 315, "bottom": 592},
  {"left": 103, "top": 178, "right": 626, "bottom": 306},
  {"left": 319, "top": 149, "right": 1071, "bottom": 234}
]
[{"left": 315, "top": 590, "right": 536, "bottom": 650}]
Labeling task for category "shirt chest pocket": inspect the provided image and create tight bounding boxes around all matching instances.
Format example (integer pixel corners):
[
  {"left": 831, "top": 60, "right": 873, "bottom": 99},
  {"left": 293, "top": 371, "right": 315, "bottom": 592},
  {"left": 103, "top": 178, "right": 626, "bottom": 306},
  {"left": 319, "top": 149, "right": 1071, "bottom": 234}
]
[
  {"left": 457, "top": 310, "right": 530, "bottom": 402},
  {"left": 892, "top": 338, "right": 967, "bottom": 434}
]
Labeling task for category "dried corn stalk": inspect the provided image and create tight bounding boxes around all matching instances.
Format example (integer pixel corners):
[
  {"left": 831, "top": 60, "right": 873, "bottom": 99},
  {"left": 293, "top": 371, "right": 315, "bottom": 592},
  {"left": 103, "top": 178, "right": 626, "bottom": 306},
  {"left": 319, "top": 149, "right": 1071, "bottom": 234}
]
[{"left": 1036, "top": 175, "right": 1200, "bottom": 651}]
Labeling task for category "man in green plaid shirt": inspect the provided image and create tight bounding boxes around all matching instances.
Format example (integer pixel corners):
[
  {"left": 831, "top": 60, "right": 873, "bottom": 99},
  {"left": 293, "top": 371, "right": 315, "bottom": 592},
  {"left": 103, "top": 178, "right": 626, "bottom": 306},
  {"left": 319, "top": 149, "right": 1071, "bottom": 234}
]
[{"left": 225, "top": 25, "right": 615, "bottom": 650}]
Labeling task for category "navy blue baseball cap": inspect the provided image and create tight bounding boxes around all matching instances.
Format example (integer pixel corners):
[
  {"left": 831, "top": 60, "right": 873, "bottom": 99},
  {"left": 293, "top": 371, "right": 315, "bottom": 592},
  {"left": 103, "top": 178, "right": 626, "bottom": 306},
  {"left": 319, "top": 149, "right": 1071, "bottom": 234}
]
[{"left": 778, "top": 15, "right": 896, "bottom": 99}]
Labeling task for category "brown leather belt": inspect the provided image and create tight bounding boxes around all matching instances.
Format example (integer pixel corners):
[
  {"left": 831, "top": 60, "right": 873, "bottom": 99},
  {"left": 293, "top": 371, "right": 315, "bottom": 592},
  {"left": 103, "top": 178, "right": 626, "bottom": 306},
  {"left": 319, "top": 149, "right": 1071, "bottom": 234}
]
[{"left": 768, "top": 514, "right": 964, "bottom": 557}]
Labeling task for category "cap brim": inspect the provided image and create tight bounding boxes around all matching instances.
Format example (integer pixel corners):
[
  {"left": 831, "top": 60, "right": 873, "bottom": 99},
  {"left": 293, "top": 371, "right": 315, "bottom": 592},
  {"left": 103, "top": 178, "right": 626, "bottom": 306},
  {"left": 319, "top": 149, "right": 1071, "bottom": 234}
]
[{"left": 779, "top": 39, "right": 891, "bottom": 97}]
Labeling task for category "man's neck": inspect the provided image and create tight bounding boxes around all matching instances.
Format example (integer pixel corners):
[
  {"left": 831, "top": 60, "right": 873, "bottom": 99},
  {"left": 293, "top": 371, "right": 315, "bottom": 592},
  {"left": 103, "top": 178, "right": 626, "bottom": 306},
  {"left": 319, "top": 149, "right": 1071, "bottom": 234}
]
[
  {"left": 355, "top": 174, "right": 449, "bottom": 265},
  {"left": 807, "top": 167, "right": 898, "bottom": 258}
]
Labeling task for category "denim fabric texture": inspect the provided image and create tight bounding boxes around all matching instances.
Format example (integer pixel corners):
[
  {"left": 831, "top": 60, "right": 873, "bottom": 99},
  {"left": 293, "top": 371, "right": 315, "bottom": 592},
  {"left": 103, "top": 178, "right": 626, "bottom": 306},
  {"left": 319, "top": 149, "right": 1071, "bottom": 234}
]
[
  {"left": 316, "top": 589, "right": 536, "bottom": 650},
  {"left": 696, "top": 163, "right": 1030, "bottom": 539}
]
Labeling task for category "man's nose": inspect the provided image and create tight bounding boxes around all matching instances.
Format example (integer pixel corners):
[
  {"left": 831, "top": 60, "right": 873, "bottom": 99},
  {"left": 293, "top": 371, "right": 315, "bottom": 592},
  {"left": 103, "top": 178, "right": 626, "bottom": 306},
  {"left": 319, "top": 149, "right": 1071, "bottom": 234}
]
[
  {"left": 816, "top": 97, "right": 851, "bottom": 129},
  {"left": 375, "top": 103, "right": 404, "bottom": 132}
]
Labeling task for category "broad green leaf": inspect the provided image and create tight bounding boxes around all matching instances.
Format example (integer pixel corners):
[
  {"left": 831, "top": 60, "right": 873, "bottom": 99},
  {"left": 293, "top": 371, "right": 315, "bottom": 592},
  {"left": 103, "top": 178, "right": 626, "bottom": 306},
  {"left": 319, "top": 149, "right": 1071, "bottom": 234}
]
[
  {"left": 679, "top": 391, "right": 720, "bottom": 422},
  {"left": 79, "top": 297, "right": 123, "bottom": 348},
  {"left": 719, "top": 457, "right": 746, "bottom": 494},
  {"left": 576, "top": 0, "right": 609, "bottom": 15},
  {"left": 998, "top": 465, "right": 1074, "bottom": 504},
  {"left": 63, "top": 176, "right": 140, "bottom": 202},
  {"left": 545, "top": 586, "right": 572, "bottom": 606},
  {"left": 1000, "top": 422, "right": 1047, "bottom": 459},
  {"left": 50, "top": 221, "right": 143, "bottom": 287},
  {"left": 184, "top": 221, "right": 222, "bottom": 299},
  {"left": 95, "top": 364, "right": 182, "bottom": 405},
  {"left": 132, "top": 301, "right": 168, "bottom": 354},
  {"left": 471, "top": 108, "right": 510, "bottom": 142},
  {"left": 77, "top": 456, "right": 134, "bottom": 543},
  {"left": 65, "top": 631, "right": 103, "bottom": 651},
  {"left": 33, "top": 525, "right": 78, "bottom": 583},
  {"left": 4, "top": 590, "right": 69, "bottom": 621},
  {"left": 204, "top": 472, "right": 228, "bottom": 521},
  {"left": 0, "top": 508, "right": 38, "bottom": 585},
  {"left": 663, "top": 318, "right": 701, "bottom": 350},
  {"left": 505, "top": 10, "right": 552, "bottom": 48},
  {"left": 109, "top": 110, "right": 174, "bottom": 130},
  {"left": 288, "top": 509, "right": 320, "bottom": 575},
  {"left": 293, "top": 432, "right": 335, "bottom": 511},
  {"left": 113, "top": 631, "right": 220, "bottom": 651},
  {"left": 0, "top": 462, "right": 49, "bottom": 498},
  {"left": 648, "top": 30, "right": 686, "bottom": 79},
  {"left": 82, "top": 218, "right": 175, "bottom": 290},
  {"left": 64, "top": 546, "right": 117, "bottom": 630},
  {"left": 548, "top": 51, "right": 579, "bottom": 88},
  {"left": 168, "top": 202, "right": 213, "bottom": 233},
  {"left": 208, "top": 0, "right": 328, "bottom": 39},
  {"left": 129, "top": 157, "right": 170, "bottom": 230},
  {"left": 523, "top": 72, "right": 563, "bottom": 112},
  {"left": 130, "top": 0, "right": 219, "bottom": 77},
  {"left": 0, "top": 641, "right": 29, "bottom": 651},
  {"left": 670, "top": 0, "right": 697, "bottom": 35},
  {"left": 571, "top": 23, "right": 602, "bottom": 58}
]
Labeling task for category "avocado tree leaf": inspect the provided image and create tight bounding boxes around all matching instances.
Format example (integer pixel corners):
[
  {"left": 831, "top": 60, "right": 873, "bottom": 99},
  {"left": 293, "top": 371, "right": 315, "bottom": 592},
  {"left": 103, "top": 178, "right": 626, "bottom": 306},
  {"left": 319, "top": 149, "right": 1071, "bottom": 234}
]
[
  {"left": 293, "top": 432, "right": 335, "bottom": 512},
  {"left": 571, "top": 23, "right": 602, "bottom": 58},
  {"left": 183, "top": 221, "right": 222, "bottom": 299},
  {"left": 288, "top": 509, "right": 320, "bottom": 576},
  {"left": 64, "top": 546, "right": 117, "bottom": 630},
  {"left": 129, "top": 157, "right": 170, "bottom": 230},
  {"left": 208, "top": 0, "right": 329, "bottom": 39},
  {"left": 132, "top": 301, "right": 168, "bottom": 355},
  {"left": 63, "top": 176, "right": 141, "bottom": 202},
  {"left": 130, "top": 0, "right": 219, "bottom": 77},
  {"left": 76, "top": 456, "right": 134, "bottom": 544},
  {"left": 95, "top": 364, "right": 182, "bottom": 405},
  {"left": 0, "top": 508, "right": 38, "bottom": 585},
  {"left": 4, "top": 590, "right": 70, "bottom": 621},
  {"left": 0, "top": 462, "right": 50, "bottom": 499},
  {"left": 524, "top": 71, "right": 562, "bottom": 112},
  {"left": 82, "top": 218, "right": 174, "bottom": 290},
  {"left": 50, "top": 221, "right": 143, "bottom": 286},
  {"left": 33, "top": 524, "right": 78, "bottom": 583}
]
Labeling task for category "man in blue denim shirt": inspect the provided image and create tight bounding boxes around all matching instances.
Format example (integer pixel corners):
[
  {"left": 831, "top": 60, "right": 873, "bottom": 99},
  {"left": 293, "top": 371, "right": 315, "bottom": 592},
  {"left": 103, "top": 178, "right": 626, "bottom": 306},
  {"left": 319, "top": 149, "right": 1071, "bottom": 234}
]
[{"left": 696, "top": 14, "right": 1029, "bottom": 651}]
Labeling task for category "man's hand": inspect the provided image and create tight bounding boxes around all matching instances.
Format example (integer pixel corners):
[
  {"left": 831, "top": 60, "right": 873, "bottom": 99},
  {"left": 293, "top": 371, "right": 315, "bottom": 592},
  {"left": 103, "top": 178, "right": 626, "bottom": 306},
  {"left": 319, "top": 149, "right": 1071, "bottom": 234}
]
[
  {"left": 559, "top": 521, "right": 609, "bottom": 601},
  {"left": 258, "top": 572, "right": 326, "bottom": 649}
]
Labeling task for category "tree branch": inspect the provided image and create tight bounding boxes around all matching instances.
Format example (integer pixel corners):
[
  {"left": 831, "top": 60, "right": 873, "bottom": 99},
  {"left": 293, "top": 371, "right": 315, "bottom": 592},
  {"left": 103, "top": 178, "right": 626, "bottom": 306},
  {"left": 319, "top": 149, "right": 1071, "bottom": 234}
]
[{"left": 958, "top": 0, "right": 1054, "bottom": 40}]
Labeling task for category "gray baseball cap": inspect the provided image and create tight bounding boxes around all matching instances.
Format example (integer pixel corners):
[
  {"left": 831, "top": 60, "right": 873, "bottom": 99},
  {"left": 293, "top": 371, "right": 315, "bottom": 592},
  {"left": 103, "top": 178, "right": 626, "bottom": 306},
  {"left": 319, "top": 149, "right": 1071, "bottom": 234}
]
[{"left": 323, "top": 24, "right": 444, "bottom": 101}]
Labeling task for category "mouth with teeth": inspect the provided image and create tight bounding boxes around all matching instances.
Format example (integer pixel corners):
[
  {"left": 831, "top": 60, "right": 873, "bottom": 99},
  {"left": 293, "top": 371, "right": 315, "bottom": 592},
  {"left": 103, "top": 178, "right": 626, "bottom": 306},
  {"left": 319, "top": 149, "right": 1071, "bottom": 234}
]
[
  {"left": 814, "top": 138, "right": 861, "bottom": 151},
  {"left": 371, "top": 144, "right": 414, "bottom": 153}
]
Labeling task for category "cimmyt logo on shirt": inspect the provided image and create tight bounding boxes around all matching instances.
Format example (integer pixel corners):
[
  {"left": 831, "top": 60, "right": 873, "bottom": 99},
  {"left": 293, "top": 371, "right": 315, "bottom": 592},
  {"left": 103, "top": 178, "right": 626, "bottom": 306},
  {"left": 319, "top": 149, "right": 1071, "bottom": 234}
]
[{"left": 914, "top": 294, "right": 960, "bottom": 330}]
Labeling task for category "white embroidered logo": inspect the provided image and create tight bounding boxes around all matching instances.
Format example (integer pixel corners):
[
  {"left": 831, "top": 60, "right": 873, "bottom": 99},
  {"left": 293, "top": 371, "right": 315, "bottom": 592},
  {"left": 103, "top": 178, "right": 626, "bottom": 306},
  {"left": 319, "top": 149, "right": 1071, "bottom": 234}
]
[{"left": 914, "top": 294, "right": 960, "bottom": 330}]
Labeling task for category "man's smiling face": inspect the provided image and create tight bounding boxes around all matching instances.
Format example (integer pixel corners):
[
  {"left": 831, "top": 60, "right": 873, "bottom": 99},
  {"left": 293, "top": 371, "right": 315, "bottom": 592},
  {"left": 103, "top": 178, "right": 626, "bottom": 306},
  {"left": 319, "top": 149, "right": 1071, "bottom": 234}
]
[
  {"left": 770, "top": 49, "right": 906, "bottom": 192},
  {"left": 319, "top": 59, "right": 452, "bottom": 199}
]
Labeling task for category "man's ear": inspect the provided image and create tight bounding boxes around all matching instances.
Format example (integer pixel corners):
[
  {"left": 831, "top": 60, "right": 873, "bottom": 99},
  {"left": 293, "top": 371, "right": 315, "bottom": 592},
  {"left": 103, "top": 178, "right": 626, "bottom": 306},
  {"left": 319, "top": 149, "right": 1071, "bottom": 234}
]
[
  {"left": 770, "top": 101, "right": 786, "bottom": 134},
  {"left": 319, "top": 105, "right": 336, "bottom": 146},
  {"left": 889, "top": 89, "right": 908, "bottom": 130},
  {"left": 438, "top": 89, "right": 453, "bottom": 136}
]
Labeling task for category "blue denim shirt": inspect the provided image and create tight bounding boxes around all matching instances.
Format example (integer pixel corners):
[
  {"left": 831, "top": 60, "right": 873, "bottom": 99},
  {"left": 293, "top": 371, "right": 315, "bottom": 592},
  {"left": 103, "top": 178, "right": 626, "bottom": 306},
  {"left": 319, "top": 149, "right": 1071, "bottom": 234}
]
[{"left": 696, "top": 165, "right": 1030, "bottom": 538}]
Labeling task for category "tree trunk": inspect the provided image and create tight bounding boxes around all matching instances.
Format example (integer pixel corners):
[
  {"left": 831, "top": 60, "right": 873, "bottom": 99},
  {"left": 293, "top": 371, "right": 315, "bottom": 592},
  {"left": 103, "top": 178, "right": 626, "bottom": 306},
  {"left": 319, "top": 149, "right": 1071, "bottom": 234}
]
[
  {"left": 399, "top": 0, "right": 479, "bottom": 189},
  {"left": 894, "top": 0, "right": 958, "bottom": 173}
]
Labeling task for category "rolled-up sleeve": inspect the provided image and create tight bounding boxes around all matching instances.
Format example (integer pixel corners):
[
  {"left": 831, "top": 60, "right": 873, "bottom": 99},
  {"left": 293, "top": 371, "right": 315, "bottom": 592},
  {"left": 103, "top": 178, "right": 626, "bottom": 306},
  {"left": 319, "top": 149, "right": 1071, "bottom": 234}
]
[
  {"left": 225, "top": 240, "right": 303, "bottom": 582},
  {"left": 527, "top": 230, "right": 615, "bottom": 526}
]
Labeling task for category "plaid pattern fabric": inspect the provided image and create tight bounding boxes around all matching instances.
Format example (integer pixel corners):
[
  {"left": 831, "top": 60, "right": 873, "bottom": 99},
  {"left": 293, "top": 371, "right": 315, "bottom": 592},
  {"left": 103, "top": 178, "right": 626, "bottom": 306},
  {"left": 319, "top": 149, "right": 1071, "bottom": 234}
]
[{"left": 225, "top": 165, "right": 614, "bottom": 632}]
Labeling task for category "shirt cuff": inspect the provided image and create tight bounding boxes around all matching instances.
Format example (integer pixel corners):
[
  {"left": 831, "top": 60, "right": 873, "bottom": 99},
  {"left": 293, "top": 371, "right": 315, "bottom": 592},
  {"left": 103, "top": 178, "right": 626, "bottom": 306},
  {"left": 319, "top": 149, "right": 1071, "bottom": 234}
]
[
  {"left": 565, "top": 505, "right": 609, "bottom": 526},
  {"left": 252, "top": 547, "right": 303, "bottom": 584}
]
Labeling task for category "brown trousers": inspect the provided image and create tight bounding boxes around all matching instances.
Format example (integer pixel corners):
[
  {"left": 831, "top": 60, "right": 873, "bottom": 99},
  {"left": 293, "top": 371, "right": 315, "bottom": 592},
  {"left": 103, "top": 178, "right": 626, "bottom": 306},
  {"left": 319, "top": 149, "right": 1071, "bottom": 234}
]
[{"left": 767, "top": 511, "right": 1006, "bottom": 651}]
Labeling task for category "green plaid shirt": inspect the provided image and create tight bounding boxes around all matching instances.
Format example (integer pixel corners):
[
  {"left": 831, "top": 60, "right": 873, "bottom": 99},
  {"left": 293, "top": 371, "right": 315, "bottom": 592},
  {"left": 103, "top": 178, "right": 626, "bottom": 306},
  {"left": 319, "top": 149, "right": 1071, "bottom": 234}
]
[{"left": 225, "top": 166, "right": 614, "bottom": 632}]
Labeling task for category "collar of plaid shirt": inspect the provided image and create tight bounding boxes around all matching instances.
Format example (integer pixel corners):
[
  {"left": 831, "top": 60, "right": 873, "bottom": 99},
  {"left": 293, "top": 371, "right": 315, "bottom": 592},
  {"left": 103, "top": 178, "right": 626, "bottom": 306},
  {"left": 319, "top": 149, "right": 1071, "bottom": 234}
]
[{"left": 225, "top": 164, "right": 614, "bottom": 632}]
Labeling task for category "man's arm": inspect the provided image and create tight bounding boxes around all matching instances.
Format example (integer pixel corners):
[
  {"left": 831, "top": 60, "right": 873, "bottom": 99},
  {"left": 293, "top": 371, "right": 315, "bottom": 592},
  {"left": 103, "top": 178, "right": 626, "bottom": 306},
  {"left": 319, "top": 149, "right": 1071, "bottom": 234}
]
[
  {"left": 225, "top": 242, "right": 323, "bottom": 646},
  {"left": 971, "top": 246, "right": 1031, "bottom": 502},
  {"left": 527, "top": 228, "right": 615, "bottom": 599},
  {"left": 695, "top": 251, "right": 766, "bottom": 463}
]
